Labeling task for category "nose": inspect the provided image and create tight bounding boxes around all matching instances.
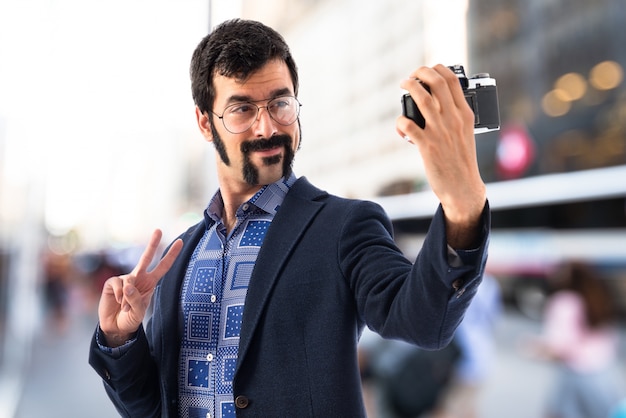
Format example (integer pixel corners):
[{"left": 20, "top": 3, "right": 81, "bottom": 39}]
[{"left": 252, "top": 106, "right": 278, "bottom": 138}]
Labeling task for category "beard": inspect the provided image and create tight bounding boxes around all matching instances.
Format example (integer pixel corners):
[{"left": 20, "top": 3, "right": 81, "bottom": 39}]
[
  {"left": 210, "top": 122, "right": 296, "bottom": 186},
  {"left": 210, "top": 121, "right": 231, "bottom": 165}
]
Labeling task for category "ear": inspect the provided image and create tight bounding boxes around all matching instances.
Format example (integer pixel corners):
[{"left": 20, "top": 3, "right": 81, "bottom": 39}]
[{"left": 195, "top": 106, "right": 213, "bottom": 142}]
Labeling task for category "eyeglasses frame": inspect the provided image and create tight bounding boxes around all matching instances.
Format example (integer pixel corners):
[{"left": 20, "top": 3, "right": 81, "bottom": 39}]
[{"left": 209, "top": 95, "right": 302, "bottom": 134}]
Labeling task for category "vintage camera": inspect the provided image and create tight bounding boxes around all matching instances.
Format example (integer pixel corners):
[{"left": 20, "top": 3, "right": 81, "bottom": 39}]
[{"left": 401, "top": 65, "right": 500, "bottom": 134}]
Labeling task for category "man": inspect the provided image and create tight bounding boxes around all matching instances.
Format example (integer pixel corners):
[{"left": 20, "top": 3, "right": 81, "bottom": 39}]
[{"left": 89, "top": 18, "right": 490, "bottom": 418}]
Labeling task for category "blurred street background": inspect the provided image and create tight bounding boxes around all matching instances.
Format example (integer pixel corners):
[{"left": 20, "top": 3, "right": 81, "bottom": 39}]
[
  {"left": 1, "top": 0, "right": 626, "bottom": 417},
  {"left": 10, "top": 298, "right": 626, "bottom": 418}
]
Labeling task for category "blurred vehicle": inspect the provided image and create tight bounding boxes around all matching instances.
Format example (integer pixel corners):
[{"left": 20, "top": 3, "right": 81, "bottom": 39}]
[{"left": 375, "top": 165, "right": 626, "bottom": 321}]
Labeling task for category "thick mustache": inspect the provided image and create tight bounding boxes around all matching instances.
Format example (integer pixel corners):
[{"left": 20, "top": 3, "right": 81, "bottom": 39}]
[{"left": 241, "top": 135, "right": 291, "bottom": 153}]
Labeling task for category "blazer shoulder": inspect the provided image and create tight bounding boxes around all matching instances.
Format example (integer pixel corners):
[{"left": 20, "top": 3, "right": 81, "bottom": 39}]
[
  {"left": 289, "top": 176, "right": 387, "bottom": 215},
  {"left": 290, "top": 176, "right": 329, "bottom": 201}
]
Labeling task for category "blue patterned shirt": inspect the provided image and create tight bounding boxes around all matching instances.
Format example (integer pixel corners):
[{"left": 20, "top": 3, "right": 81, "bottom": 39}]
[{"left": 177, "top": 174, "right": 296, "bottom": 418}]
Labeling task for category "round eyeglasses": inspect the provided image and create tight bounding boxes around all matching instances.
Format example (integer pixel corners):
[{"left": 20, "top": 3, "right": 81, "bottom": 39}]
[{"left": 210, "top": 96, "right": 302, "bottom": 134}]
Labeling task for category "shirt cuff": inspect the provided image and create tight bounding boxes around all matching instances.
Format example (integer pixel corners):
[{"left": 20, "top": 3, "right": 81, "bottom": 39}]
[
  {"left": 447, "top": 244, "right": 481, "bottom": 267},
  {"left": 96, "top": 325, "right": 137, "bottom": 358}
]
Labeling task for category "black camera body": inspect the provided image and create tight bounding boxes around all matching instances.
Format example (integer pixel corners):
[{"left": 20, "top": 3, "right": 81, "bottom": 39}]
[{"left": 401, "top": 65, "right": 500, "bottom": 134}]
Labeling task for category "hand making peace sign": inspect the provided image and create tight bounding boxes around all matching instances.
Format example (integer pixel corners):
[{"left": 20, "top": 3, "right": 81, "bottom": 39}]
[{"left": 97, "top": 229, "right": 183, "bottom": 347}]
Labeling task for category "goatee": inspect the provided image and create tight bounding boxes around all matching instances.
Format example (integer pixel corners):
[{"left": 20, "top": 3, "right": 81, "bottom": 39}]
[{"left": 241, "top": 134, "right": 294, "bottom": 185}]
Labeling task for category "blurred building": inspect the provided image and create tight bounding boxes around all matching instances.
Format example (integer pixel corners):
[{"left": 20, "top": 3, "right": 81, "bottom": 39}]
[
  {"left": 242, "top": 0, "right": 470, "bottom": 199},
  {"left": 469, "top": 0, "right": 626, "bottom": 182},
  {"left": 465, "top": 0, "right": 626, "bottom": 227},
  {"left": 0, "top": 2, "right": 214, "bottom": 415},
  {"left": 237, "top": 0, "right": 626, "bottom": 200},
  {"left": 469, "top": 0, "right": 626, "bottom": 319},
  {"left": 239, "top": 0, "right": 626, "bottom": 319}
]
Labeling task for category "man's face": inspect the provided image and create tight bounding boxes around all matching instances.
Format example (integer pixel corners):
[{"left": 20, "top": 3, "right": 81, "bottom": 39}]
[{"left": 204, "top": 60, "right": 300, "bottom": 189}]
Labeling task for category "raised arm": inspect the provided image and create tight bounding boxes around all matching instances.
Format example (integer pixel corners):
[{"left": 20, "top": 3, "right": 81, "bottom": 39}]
[{"left": 396, "top": 64, "right": 487, "bottom": 249}]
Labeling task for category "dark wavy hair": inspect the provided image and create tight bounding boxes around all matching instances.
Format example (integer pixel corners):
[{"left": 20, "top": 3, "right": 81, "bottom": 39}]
[{"left": 190, "top": 19, "right": 299, "bottom": 115}]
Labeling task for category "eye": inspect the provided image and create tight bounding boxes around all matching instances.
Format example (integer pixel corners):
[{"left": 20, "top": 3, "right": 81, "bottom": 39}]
[
  {"left": 269, "top": 97, "right": 292, "bottom": 114},
  {"left": 269, "top": 97, "right": 292, "bottom": 111},
  {"left": 227, "top": 103, "right": 256, "bottom": 115}
]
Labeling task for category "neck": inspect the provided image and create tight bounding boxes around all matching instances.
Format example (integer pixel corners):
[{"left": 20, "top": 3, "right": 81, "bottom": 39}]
[{"left": 219, "top": 181, "right": 264, "bottom": 234}]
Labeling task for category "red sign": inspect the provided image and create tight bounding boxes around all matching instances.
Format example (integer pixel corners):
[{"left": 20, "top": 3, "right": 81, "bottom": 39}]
[{"left": 496, "top": 124, "right": 535, "bottom": 179}]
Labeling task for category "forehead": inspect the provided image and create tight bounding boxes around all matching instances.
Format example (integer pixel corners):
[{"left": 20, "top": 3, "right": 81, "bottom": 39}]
[{"left": 213, "top": 60, "right": 294, "bottom": 105}]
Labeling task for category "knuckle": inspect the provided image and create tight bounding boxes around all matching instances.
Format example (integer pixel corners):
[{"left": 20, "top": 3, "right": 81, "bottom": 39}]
[{"left": 105, "top": 275, "right": 121, "bottom": 286}]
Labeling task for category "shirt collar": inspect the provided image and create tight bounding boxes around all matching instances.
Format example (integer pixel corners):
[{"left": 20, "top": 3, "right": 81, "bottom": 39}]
[{"left": 203, "top": 173, "right": 297, "bottom": 227}]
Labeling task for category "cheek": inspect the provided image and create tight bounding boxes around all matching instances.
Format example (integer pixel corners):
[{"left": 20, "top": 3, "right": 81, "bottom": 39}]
[{"left": 223, "top": 134, "right": 245, "bottom": 158}]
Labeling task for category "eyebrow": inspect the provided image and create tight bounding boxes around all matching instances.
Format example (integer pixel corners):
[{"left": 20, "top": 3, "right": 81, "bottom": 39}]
[{"left": 225, "top": 87, "right": 293, "bottom": 105}]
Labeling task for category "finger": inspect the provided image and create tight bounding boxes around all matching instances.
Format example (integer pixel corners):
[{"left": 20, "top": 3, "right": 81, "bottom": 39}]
[
  {"left": 435, "top": 64, "right": 469, "bottom": 112},
  {"left": 131, "top": 229, "right": 164, "bottom": 275},
  {"left": 128, "top": 238, "right": 184, "bottom": 296},
  {"left": 400, "top": 72, "right": 433, "bottom": 110},
  {"left": 400, "top": 67, "right": 449, "bottom": 131},
  {"left": 399, "top": 81, "right": 433, "bottom": 136},
  {"left": 406, "top": 65, "right": 436, "bottom": 82},
  {"left": 102, "top": 276, "right": 125, "bottom": 304},
  {"left": 148, "top": 238, "right": 183, "bottom": 278},
  {"left": 422, "top": 65, "right": 456, "bottom": 113},
  {"left": 396, "top": 116, "right": 418, "bottom": 143}
]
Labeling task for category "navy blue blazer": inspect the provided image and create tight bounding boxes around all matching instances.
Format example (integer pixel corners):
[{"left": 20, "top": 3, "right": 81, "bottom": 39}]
[{"left": 89, "top": 177, "right": 490, "bottom": 417}]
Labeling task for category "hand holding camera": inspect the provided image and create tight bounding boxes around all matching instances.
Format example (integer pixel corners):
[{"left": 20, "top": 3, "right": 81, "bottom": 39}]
[
  {"left": 401, "top": 64, "right": 500, "bottom": 134},
  {"left": 396, "top": 64, "right": 490, "bottom": 249}
]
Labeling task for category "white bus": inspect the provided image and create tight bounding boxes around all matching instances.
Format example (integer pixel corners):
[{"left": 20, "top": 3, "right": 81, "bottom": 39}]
[{"left": 374, "top": 165, "right": 626, "bottom": 320}]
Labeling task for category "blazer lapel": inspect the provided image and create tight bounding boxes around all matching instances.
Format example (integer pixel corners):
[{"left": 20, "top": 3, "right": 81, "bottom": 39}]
[{"left": 236, "top": 177, "right": 327, "bottom": 371}]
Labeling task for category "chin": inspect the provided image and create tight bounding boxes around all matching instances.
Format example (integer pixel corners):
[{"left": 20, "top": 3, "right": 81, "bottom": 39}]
[{"left": 258, "top": 172, "right": 284, "bottom": 186}]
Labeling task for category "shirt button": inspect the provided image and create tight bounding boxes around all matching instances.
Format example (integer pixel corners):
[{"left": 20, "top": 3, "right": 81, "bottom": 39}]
[
  {"left": 242, "top": 203, "right": 249, "bottom": 211},
  {"left": 210, "top": 294, "right": 217, "bottom": 303},
  {"left": 206, "top": 353, "right": 214, "bottom": 362},
  {"left": 235, "top": 395, "right": 249, "bottom": 409},
  {"left": 206, "top": 414, "right": 211, "bottom": 418}
]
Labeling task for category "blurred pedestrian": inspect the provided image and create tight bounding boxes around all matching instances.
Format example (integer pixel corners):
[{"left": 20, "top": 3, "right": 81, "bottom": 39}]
[
  {"left": 359, "top": 328, "right": 461, "bottom": 418},
  {"left": 524, "top": 261, "right": 625, "bottom": 418},
  {"left": 42, "top": 248, "right": 72, "bottom": 333},
  {"left": 431, "top": 272, "right": 502, "bottom": 418},
  {"left": 88, "top": 18, "right": 491, "bottom": 418}
]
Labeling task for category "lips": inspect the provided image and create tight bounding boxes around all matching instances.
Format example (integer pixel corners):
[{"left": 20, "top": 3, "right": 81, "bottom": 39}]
[{"left": 254, "top": 145, "right": 283, "bottom": 156}]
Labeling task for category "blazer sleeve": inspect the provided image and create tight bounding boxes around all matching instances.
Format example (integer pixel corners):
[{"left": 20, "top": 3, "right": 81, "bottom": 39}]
[
  {"left": 342, "top": 199, "right": 490, "bottom": 349},
  {"left": 88, "top": 326, "right": 162, "bottom": 418},
  {"left": 87, "top": 221, "right": 205, "bottom": 418}
]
